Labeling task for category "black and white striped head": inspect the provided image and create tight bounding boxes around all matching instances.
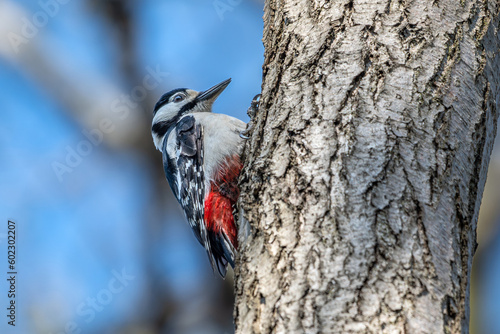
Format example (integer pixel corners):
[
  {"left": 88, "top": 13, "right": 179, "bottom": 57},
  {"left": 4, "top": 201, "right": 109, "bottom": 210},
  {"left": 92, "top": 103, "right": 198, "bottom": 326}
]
[{"left": 151, "top": 78, "right": 231, "bottom": 150}]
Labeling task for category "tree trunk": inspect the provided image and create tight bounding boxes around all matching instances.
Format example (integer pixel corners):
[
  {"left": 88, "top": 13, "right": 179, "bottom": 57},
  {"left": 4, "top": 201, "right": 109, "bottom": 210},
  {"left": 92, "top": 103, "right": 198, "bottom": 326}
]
[{"left": 235, "top": 0, "right": 500, "bottom": 333}]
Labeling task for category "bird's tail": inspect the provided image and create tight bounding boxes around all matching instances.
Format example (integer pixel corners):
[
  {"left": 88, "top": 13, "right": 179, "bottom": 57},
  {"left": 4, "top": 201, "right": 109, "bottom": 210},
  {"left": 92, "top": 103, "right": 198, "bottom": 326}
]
[{"left": 204, "top": 191, "right": 238, "bottom": 277}]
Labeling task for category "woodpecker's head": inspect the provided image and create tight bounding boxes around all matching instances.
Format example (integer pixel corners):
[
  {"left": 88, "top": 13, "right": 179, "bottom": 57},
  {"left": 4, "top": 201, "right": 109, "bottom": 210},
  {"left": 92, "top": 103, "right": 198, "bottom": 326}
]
[{"left": 151, "top": 78, "right": 231, "bottom": 150}]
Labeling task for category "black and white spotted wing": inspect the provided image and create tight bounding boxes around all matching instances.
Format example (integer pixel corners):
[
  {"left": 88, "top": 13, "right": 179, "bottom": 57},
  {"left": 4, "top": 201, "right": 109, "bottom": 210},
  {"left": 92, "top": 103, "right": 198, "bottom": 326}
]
[{"left": 161, "top": 115, "right": 216, "bottom": 270}]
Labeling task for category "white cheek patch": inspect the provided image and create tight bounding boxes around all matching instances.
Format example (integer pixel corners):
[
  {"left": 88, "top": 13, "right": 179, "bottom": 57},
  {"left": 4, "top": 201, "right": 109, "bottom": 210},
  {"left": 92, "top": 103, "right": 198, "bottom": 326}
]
[{"left": 153, "top": 104, "right": 179, "bottom": 124}]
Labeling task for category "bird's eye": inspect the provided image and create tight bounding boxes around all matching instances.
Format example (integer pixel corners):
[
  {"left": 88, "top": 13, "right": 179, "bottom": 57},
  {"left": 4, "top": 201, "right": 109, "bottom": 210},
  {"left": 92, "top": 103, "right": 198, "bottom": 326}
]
[{"left": 173, "top": 94, "right": 185, "bottom": 103}]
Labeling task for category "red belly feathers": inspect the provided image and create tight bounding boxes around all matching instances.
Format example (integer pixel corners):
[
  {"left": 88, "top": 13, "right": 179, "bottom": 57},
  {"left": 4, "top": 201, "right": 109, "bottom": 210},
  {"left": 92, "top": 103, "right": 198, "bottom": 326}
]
[{"left": 203, "top": 155, "right": 242, "bottom": 249}]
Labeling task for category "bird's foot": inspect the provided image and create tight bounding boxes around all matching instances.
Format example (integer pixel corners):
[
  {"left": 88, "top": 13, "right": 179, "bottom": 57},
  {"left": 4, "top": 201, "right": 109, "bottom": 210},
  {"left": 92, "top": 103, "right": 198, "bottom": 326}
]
[
  {"left": 247, "top": 94, "right": 261, "bottom": 119},
  {"left": 239, "top": 94, "right": 261, "bottom": 140}
]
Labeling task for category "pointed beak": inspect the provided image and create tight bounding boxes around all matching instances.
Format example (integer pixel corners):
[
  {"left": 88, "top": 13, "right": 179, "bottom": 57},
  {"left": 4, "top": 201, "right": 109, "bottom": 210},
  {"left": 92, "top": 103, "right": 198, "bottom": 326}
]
[{"left": 196, "top": 78, "right": 231, "bottom": 102}]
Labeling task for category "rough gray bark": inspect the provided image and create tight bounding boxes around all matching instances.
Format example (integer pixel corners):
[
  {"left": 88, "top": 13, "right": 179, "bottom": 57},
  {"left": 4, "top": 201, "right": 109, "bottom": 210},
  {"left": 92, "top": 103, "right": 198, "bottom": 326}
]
[{"left": 235, "top": 0, "right": 500, "bottom": 333}]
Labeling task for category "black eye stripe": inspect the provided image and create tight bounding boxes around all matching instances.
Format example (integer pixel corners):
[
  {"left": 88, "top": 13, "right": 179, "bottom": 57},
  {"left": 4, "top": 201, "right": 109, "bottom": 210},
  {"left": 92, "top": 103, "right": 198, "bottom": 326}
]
[
  {"left": 152, "top": 119, "right": 177, "bottom": 137},
  {"left": 179, "top": 100, "right": 198, "bottom": 114},
  {"left": 154, "top": 88, "right": 188, "bottom": 114}
]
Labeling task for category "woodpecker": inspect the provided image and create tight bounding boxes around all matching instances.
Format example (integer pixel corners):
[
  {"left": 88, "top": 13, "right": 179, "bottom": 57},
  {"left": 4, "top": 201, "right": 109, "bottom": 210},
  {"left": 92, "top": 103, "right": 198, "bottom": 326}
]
[{"left": 152, "top": 78, "right": 248, "bottom": 277}]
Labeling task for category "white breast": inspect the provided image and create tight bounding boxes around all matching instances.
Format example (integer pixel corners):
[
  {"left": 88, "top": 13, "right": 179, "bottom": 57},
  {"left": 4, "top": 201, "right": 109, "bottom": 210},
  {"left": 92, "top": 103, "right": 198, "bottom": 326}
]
[{"left": 193, "top": 112, "right": 246, "bottom": 186}]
